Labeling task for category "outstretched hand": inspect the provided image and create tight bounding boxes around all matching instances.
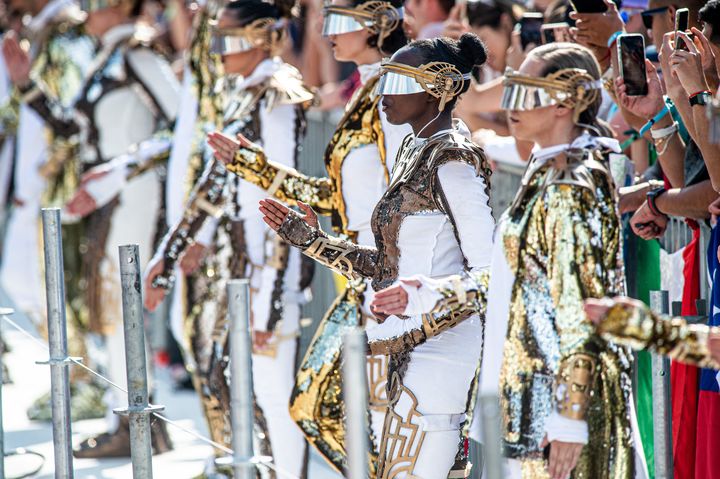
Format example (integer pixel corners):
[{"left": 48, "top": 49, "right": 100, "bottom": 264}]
[
  {"left": 2, "top": 32, "right": 31, "bottom": 87},
  {"left": 259, "top": 198, "right": 318, "bottom": 232},
  {"left": 207, "top": 131, "right": 258, "bottom": 165}
]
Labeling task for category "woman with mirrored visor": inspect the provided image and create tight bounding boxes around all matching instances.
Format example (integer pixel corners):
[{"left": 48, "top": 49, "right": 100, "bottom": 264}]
[
  {"left": 207, "top": 0, "right": 409, "bottom": 474},
  {"left": 254, "top": 32, "right": 492, "bottom": 479}
]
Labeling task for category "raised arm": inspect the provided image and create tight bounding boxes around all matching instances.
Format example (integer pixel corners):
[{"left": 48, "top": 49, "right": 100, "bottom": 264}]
[
  {"left": 208, "top": 131, "right": 334, "bottom": 214},
  {"left": 588, "top": 298, "right": 720, "bottom": 369}
]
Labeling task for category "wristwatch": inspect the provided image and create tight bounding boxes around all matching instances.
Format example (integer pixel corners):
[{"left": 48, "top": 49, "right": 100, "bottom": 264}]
[
  {"left": 646, "top": 186, "right": 667, "bottom": 217},
  {"left": 689, "top": 91, "right": 712, "bottom": 107}
]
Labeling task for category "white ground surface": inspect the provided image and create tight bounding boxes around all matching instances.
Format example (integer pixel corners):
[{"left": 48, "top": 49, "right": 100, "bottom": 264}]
[{"left": 0, "top": 288, "right": 340, "bottom": 479}]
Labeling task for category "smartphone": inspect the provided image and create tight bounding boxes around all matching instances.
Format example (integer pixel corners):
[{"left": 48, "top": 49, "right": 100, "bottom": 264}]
[
  {"left": 569, "top": 0, "right": 608, "bottom": 13},
  {"left": 618, "top": 34, "right": 648, "bottom": 96},
  {"left": 675, "top": 8, "right": 690, "bottom": 50},
  {"left": 520, "top": 13, "right": 544, "bottom": 49},
  {"left": 541, "top": 22, "right": 571, "bottom": 44}
]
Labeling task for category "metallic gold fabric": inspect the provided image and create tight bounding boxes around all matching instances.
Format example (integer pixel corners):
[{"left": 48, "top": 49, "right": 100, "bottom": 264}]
[
  {"left": 289, "top": 281, "right": 380, "bottom": 476},
  {"left": 600, "top": 303, "right": 720, "bottom": 369},
  {"left": 556, "top": 353, "right": 597, "bottom": 420},
  {"left": 499, "top": 148, "right": 635, "bottom": 477}
]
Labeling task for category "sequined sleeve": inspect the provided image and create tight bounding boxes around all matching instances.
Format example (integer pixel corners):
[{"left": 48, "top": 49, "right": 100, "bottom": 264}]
[
  {"left": 226, "top": 145, "right": 333, "bottom": 215},
  {"left": 151, "top": 160, "right": 228, "bottom": 289},
  {"left": 599, "top": 302, "right": 720, "bottom": 369},
  {"left": 276, "top": 212, "right": 377, "bottom": 280},
  {"left": 544, "top": 184, "right": 615, "bottom": 420}
]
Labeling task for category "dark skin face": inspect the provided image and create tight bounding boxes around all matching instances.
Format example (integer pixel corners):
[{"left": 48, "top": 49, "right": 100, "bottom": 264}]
[{"left": 381, "top": 47, "right": 453, "bottom": 137}]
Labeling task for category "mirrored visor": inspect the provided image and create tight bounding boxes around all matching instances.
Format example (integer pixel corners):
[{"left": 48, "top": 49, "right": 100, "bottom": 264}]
[
  {"left": 378, "top": 71, "right": 425, "bottom": 95},
  {"left": 500, "top": 83, "right": 561, "bottom": 111},
  {"left": 210, "top": 34, "right": 255, "bottom": 55},
  {"left": 322, "top": 12, "right": 366, "bottom": 36}
]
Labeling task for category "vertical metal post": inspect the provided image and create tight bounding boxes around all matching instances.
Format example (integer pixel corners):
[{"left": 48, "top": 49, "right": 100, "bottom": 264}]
[
  {"left": 0, "top": 307, "right": 12, "bottom": 479},
  {"left": 649, "top": 290, "right": 673, "bottom": 479},
  {"left": 228, "top": 279, "right": 254, "bottom": 479},
  {"left": 343, "top": 328, "right": 368, "bottom": 479},
  {"left": 41, "top": 208, "right": 74, "bottom": 479},
  {"left": 479, "top": 394, "right": 503, "bottom": 479},
  {"left": 115, "top": 245, "right": 164, "bottom": 479}
]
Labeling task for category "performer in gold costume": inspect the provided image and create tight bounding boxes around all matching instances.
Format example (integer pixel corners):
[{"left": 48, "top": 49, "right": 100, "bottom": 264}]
[
  {"left": 375, "top": 43, "right": 649, "bottom": 479},
  {"left": 251, "top": 33, "right": 491, "bottom": 478},
  {"left": 207, "top": 0, "right": 409, "bottom": 473}
]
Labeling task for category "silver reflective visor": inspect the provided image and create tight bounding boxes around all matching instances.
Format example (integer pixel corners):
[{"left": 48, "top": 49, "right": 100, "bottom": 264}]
[
  {"left": 79, "top": 0, "right": 113, "bottom": 11},
  {"left": 322, "top": 13, "right": 365, "bottom": 36},
  {"left": 500, "top": 83, "right": 564, "bottom": 111},
  {"left": 210, "top": 34, "right": 255, "bottom": 55},
  {"left": 378, "top": 71, "right": 425, "bottom": 95}
]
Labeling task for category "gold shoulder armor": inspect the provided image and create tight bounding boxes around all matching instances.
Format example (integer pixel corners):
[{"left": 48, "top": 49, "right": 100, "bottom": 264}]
[{"left": 266, "top": 64, "right": 317, "bottom": 109}]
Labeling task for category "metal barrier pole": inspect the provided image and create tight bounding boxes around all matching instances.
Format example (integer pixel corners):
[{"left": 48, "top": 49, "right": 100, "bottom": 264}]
[
  {"left": 227, "top": 279, "right": 254, "bottom": 479},
  {"left": 343, "top": 328, "right": 368, "bottom": 479},
  {"left": 479, "top": 394, "right": 503, "bottom": 479},
  {"left": 649, "top": 290, "right": 673, "bottom": 479},
  {"left": 40, "top": 208, "right": 74, "bottom": 478},
  {"left": 115, "top": 245, "right": 164, "bottom": 479},
  {"left": 0, "top": 307, "right": 12, "bottom": 478}
]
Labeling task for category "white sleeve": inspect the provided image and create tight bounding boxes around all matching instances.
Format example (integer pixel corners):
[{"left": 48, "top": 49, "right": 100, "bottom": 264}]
[
  {"left": 126, "top": 48, "right": 181, "bottom": 121},
  {"left": 544, "top": 411, "right": 589, "bottom": 444},
  {"left": 260, "top": 103, "right": 298, "bottom": 168},
  {"left": 195, "top": 217, "right": 218, "bottom": 246},
  {"left": 436, "top": 161, "right": 494, "bottom": 270}
]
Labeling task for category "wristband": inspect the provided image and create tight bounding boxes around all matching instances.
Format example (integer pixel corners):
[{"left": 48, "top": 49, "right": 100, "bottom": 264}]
[
  {"left": 646, "top": 187, "right": 667, "bottom": 217},
  {"left": 638, "top": 105, "right": 669, "bottom": 136},
  {"left": 607, "top": 31, "right": 624, "bottom": 48},
  {"left": 650, "top": 121, "right": 678, "bottom": 140},
  {"left": 689, "top": 90, "right": 712, "bottom": 107}
]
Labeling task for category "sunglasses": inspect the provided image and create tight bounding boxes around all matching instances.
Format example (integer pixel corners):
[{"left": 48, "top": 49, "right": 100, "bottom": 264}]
[{"left": 640, "top": 6, "right": 670, "bottom": 30}]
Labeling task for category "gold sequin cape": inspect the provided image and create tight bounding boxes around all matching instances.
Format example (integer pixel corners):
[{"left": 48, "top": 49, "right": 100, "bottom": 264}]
[{"left": 499, "top": 145, "right": 636, "bottom": 477}]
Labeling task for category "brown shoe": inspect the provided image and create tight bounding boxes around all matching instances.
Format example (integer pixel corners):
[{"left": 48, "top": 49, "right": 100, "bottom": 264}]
[
  {"left": 74, "top": 415, "right": 174, "bottom": 459},
  {"left": 73, "top": 417, "right": 131, "bottom": 459}
]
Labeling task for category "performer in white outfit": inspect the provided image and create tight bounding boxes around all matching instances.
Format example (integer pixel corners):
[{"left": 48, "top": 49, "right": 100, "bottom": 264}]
[
  {"left": 3, "top": 0, "right": 180, "bottom": 457},
  {"left": 144, "top": 1, "right": 315, "bottom": 475},
  {"left": 253, "top": 33, "right": 492, "bottom": 479},
  {"left": 208, "top": 1, "right": 410, "bottom": 473}
]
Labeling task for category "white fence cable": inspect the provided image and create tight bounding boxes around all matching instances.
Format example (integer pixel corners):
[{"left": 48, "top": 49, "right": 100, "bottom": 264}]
[{"left": 0, "top": 313, "right": 300, "bottom": 479}]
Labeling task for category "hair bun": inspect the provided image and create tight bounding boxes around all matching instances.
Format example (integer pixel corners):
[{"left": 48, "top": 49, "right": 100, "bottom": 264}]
[{"left": 457, "top": 32, "right": 487, "bottom": 68}]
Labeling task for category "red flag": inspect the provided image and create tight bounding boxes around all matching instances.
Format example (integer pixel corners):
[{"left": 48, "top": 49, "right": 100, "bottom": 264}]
[{"left": 671, "top": 222, "right": 700, "bottom": 478}]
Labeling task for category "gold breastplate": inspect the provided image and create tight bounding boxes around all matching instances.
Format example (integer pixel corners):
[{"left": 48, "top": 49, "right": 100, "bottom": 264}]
[{"left": 324, "top": 75, "right": 388, "bottom": 240}]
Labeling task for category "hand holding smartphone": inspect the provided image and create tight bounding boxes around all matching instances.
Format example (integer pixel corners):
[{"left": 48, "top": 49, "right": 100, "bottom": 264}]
[
  {"left": 675, "top": 8, "right": 690, "bottom": 50},
  {"left": 541, "top": 22, "right": 571, "bottom": 44},
  {"left": 618, "top": 34, "right": 648, "bottom": 96},
  {"left": 519, "top": 13, "right": 543, "bottom": 49}
]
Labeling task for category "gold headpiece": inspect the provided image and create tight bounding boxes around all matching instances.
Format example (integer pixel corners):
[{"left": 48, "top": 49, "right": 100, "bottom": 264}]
[
  {"left": 379, "top": 61, "right": 472, "bottom": 112},
  {"left": 501, "top": 67, "right": 601, "bottom": 123},
  {"left": 322, "top": 1, "right": 403, "bottom": 50},
  {"left": 210, "top": 18, "right": 287, "bottom": 55}
]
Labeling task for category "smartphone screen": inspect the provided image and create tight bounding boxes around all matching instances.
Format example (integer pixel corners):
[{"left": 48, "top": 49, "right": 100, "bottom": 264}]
[
  {"left": 619, "top": 34, "right": 648, "bottom": 96},
  {"left": 569, "top": 0, "right": 608, "bottom": 13},
  {"left": 520, "top": 13, "right": 543, "bottom": 49},
  {"left": 675, "top": 8, "right": 690, "bottom": 50},
  {"left": 541, "top": 22, "right": 570, "bottom": 44}
]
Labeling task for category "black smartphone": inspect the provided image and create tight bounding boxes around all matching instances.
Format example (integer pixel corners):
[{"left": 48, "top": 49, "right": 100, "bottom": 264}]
[
  {"left": 541, "top": 22, "right": 571, "bottom": 44},
  {"left": 618, "top": 34, "right": 648, "bottom": 96},
  {"left": 569, "top": 0, "right": 608, "bottom": 14},
  {"left": 520, "top": 13, "right": 544, "bottom": 49},
  {"left": 675, "top": 8, "right": 690, "bottom": 50}
]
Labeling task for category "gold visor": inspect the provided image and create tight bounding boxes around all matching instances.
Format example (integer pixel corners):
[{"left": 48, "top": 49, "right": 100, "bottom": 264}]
[
  {"left": 379, "top": 61, "right": 472, "bottom": 111},
  {"left": 501, "top": 67, "right": 602, "bottom": 120},
  {"left": 210, "top": 18, "right": 286, "bottom": 55},
  {"left": 322, "top": 1, "right": 403, "bottom": 48}
]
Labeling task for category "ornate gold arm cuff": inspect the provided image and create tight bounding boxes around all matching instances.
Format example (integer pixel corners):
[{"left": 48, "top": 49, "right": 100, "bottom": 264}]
[
  {"left": 368, "top": 329, "right": 426, "bottom": 355},
  {"left": 431, "top": 270, "right": 490, "bottom": 315},
  {"left": 556, "top": 353, "right": 597, "bottom": 420}
]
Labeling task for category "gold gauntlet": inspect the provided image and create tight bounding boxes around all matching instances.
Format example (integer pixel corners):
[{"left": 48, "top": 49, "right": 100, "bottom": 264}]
[
  {"left": 556, "top": 354, "right": 597, "bottom": 420},
  {"left": 226, "top": 145, "right": 333, "bottom": 214},
  {"left": 600, "top": 303, "right": 720, "bottom": 369},
  {"left": 431, "top": 270, "right": 490, "bottom": 315}
]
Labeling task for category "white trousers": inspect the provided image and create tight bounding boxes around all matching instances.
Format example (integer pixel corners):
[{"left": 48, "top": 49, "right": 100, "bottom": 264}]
[
  {"left": 252, "top": 303, "right": 305, "bottom": 478},
  {"left": 101, "top": 172, "right": 160, "bottom": 427}
]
